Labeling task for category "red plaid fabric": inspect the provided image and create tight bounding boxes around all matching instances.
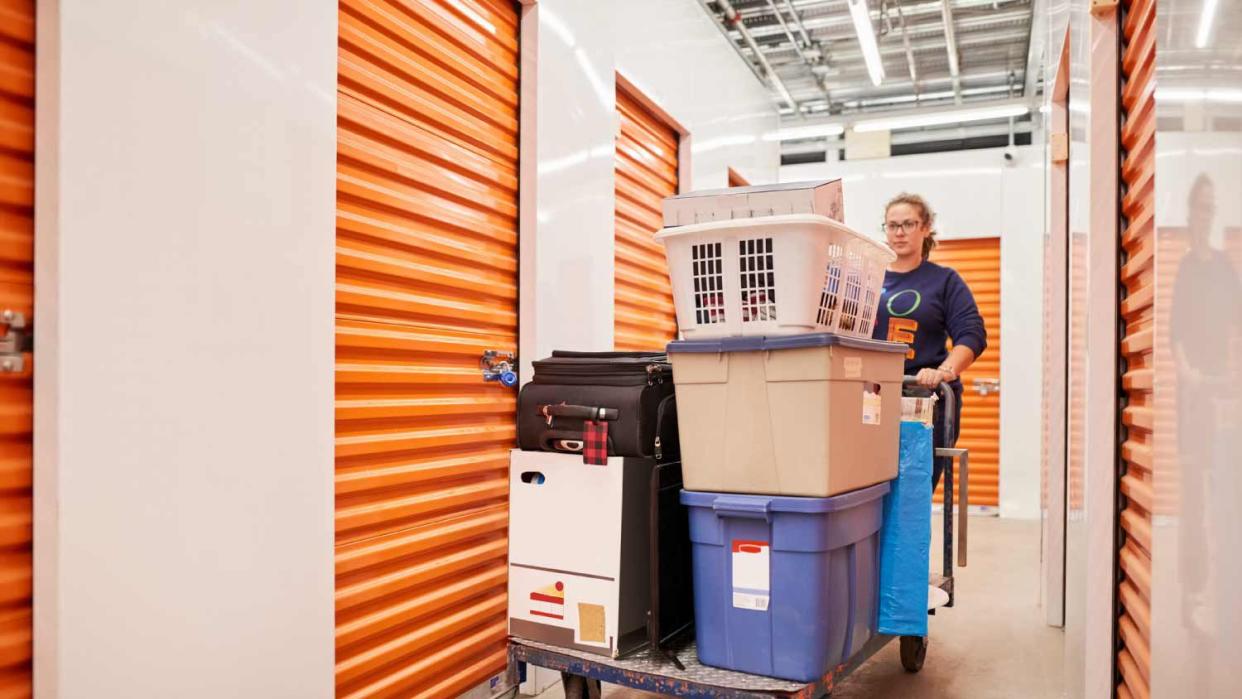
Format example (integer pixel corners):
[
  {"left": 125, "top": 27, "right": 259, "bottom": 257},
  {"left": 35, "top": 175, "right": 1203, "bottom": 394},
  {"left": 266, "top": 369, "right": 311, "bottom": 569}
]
[{"left": 582, "top": 420, "right": 609, "bottom": 465}]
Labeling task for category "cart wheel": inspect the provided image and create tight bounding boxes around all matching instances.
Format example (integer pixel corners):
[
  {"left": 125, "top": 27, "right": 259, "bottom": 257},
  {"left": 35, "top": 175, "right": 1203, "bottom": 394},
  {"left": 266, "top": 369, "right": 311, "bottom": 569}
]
[
  {"left": 900, "top": 635, "right": 927, "bottom": 673},
  {"left": 560, "top": 672, "right": 602, "bottom": 699}
]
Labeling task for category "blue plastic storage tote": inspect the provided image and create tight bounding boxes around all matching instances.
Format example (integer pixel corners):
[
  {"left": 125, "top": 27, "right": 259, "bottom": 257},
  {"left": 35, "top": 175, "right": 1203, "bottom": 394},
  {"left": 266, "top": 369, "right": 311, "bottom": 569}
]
[{"left": 681, "top": 482, "right": 890, "bottom": 682}]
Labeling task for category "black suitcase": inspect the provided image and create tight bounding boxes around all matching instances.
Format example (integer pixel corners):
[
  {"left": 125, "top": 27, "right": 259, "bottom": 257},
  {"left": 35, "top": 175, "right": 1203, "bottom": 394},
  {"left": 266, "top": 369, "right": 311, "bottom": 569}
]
[{"left": 517, "top": 350, "right": 679, "bottom": 461}]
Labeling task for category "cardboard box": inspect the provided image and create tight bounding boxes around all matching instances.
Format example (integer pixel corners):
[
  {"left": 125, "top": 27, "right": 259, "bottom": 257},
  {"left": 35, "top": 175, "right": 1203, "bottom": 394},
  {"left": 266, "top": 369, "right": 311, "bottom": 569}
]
[
  {"left": 662, "top": 180, "right": 844, "bottom": 228},
  {"left": 507, "top": 450, "right": 654, "bottom": 658}
]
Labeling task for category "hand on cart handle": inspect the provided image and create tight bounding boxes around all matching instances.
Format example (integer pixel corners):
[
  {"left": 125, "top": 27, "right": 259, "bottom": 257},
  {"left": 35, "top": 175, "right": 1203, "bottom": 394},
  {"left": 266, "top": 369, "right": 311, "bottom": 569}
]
[
  {"left": 901, "top": 377, "right": 957, "bottom": 439},
  {"left": 912, "top": 367, "right": 949, "bottom": 389}
]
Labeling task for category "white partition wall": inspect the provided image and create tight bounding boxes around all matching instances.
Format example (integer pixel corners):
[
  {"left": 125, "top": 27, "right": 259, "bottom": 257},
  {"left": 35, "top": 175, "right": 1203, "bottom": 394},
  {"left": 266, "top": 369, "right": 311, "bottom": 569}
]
[
  {"left": 518, "top": 0, "right": 780, "bottom": 382},
  {"left": 34, "top": 2, "right": 337, "bottom": 696}
]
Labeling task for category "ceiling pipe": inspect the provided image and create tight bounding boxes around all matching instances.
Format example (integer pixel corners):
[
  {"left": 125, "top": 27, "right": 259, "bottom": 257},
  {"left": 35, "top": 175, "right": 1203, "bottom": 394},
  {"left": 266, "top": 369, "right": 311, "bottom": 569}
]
[
  {"left": 782, "top": 0, "right": 819, "bottom": 50},
  {"left": 716, "top": 0, "right": 803, "bottom": 115},
  {"left": 695, "top": 0, "right": 772, "bottom": 89},
  {"left": 773, "top": 96, "right": 1033, "bottom": 141},
  {"left": 940, "top": 0, "right": 964, "bottom": 103},
  {"left": 764, "top": 0, "right": 812, "bottom": 63},
  {"left": 1022, "top": 0, "right": 1046, "bottom": 100},
  {"left": 895, "top": 1, "right": 920, "bottom": 99},
  {"left": 764, "top": 0, "right": 837, "bottom": 103}
]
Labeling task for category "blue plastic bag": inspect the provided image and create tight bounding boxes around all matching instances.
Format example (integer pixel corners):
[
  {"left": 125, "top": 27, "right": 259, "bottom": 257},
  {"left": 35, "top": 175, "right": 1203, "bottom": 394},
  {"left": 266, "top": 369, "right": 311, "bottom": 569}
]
[{"left": 877, "top": 421, "right": 934, "bottom": 636}]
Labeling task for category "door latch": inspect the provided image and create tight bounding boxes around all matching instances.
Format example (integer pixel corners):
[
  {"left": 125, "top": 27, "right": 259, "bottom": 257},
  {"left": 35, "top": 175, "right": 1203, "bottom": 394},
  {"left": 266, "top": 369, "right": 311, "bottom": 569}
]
[
  {"left": 480, "top": 350, "right": 518, "bottom": 388},
  {"left": 972, "top": 377, "right": 1000, "bottom": 397},
  {"left": 0, "top": 310, "right": 30, "bottom": 373}
]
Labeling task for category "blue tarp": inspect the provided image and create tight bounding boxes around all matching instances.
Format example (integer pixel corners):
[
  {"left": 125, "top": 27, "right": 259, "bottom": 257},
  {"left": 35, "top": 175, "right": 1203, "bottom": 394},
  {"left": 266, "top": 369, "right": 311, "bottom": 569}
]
[{"left": 877, "top": 421, "right": 934, "bottom": 637}]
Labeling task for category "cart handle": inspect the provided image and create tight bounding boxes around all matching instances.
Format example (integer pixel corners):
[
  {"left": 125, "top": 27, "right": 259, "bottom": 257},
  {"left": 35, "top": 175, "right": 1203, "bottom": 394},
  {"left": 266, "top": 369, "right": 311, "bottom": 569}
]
[{"left": 900, "top": 377, "right": 956, "bottom": 439}]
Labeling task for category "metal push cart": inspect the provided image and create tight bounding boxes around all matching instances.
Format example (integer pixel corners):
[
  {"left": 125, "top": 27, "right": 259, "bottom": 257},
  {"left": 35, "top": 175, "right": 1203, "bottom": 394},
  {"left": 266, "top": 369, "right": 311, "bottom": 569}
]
[{"left": 508, "top": 380, "right": 969, "bottom": 699}]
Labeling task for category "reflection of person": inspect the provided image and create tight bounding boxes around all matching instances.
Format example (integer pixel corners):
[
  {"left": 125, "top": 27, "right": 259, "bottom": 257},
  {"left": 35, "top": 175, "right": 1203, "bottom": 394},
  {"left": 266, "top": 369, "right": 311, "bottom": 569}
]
[
  {"left": 1169, "top": 174, "right": 1242, "bottom": 640},
  {"left": 871, "top": 193, "right": 987, "bottom": 488}
]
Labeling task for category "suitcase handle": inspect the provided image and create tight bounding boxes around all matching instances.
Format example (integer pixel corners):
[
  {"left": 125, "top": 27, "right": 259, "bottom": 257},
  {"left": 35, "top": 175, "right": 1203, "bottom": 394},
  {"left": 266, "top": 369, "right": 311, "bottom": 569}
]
[
  {"left": 539, "top": 431, "right": 601, "bottom": 454},
  {"left": 711, "top": 495, "right": 772, "bottom": 522},
  {"left": 539, "top": 403, "right": 619, "bottom": 423}
]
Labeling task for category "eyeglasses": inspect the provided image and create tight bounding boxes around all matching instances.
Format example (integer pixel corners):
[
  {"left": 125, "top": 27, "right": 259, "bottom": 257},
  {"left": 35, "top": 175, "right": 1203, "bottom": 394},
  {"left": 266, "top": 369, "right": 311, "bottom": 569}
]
[{"left": 882, "top": 220, "right": 923, "bottom": 234}]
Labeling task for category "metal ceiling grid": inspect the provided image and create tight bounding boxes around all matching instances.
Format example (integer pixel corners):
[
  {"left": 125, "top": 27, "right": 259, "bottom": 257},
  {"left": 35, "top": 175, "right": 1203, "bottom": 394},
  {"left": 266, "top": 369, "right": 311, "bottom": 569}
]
[{"left": 700, "top": 0, "right": 1036, "bottom": 119}]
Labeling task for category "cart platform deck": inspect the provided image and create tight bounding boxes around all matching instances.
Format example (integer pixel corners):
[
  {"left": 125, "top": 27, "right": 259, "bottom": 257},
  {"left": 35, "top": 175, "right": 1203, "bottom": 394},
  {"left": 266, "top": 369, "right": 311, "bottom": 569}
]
[
  {"left": 510, "top": 575, "right": 953, "bottom": 699},
  {"left": 510, "top": 634, "right": 888, "bottom": 699}
]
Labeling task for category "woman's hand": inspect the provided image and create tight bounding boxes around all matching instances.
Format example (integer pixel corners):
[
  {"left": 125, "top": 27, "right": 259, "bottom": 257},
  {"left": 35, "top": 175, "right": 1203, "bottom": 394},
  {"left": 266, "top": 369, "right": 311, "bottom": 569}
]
[{"left": 916, "top": 367, "right": 948, "bottom": 388}]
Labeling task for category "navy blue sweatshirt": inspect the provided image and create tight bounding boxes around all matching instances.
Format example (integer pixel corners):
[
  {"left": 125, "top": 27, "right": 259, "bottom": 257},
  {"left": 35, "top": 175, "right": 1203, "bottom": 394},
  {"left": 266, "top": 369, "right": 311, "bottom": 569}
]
[{"left": 871, "top": 261, "right": 987, "bottom": 373}]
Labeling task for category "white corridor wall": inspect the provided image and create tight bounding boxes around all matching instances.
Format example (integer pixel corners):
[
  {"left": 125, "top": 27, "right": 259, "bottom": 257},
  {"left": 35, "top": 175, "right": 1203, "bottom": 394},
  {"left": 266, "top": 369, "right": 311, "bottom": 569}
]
[
  {"left": 34, "top": 2, "right": 337, "bottom": 697},
  {"left": 519, "top": 0, "right": 779, "bottom": 380},
  {"left": 782, "top": 145, "right": 1046, "bottom": 520}
]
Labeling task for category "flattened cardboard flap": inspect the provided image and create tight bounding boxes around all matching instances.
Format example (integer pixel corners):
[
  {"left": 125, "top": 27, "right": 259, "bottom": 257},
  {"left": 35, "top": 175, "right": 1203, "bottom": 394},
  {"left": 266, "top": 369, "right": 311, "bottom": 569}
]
[{"left": 662, "top": 180, "right": 844, "bottom": 227}]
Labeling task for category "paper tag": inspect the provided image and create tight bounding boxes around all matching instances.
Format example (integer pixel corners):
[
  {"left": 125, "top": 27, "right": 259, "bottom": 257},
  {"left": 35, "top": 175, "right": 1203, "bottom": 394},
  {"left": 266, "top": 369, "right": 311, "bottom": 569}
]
[
  {"left": 863, "top": 384, "right": 882, "bottom": 425},
  {"left": 577, "top": 603, "right": 606, "bottom": 644},
  {"left": 731, "top": 540, "right": 770, "bottom": 611},
  {"left": 843, "top": 356, "right": 863, "bottom": 379}
]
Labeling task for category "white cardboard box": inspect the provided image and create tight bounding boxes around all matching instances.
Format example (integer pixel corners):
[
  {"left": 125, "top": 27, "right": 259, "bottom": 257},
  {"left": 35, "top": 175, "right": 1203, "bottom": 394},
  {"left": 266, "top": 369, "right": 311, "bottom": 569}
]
[
  {"left": 508, "top": 450, "right": 654, "bottom": 658},
  {"left": 662, "top": 180, "right": 844, "bottom": 228}
]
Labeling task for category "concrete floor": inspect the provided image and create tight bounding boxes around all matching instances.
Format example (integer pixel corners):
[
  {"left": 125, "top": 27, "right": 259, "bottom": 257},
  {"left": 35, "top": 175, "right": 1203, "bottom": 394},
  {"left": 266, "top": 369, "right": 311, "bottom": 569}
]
[{"left": 530, "top": 516, "right": 1063, "bottom": 699}]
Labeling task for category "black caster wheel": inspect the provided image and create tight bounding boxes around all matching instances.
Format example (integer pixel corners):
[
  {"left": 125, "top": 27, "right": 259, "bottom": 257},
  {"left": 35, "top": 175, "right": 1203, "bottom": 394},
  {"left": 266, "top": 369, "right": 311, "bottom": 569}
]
[
  {"left": 560, "top": 672, "right": 602, "bottom": 699},
  {"left": 900, "top": 635, "right": 928, "bottom": 673}
]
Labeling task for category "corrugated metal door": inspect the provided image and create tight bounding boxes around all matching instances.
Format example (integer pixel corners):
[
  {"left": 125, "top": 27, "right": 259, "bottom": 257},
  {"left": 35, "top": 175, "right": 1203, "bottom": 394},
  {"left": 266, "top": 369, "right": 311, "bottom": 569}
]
[
  {"left": 1117, "top": 0, "right": 1154, "bottom": 695},
  {"left": 614, "top": 84, "right": 679, "bottom": 351},
  {"left": 0, "top": 3, "right": 32, "bottom": 696},
  {"left": 335, "top": 1, "right": 519, "bottom": 696},
  {"left": 930, "top": 238, "right": 1001, "bottom": 507}
]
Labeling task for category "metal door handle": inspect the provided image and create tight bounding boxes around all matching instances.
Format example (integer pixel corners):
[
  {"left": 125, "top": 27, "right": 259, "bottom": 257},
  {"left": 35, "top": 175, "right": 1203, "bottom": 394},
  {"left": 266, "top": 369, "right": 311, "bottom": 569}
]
[{"left": 972, "top": 377, "right": 1000, "bottom": 396}]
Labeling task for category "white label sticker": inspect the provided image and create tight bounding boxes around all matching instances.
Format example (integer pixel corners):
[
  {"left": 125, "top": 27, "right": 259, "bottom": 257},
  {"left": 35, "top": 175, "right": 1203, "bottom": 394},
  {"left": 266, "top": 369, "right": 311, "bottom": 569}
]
[
  {"left": 731, "top": 540, "right": 770, "bottom": 611},
  {"left": 863, "top": 388, "right": 882, "bottom": 425},
  {"left": 843, "top": 356, "right": 863, "bottom": 379},
  {"left": 732, "top": 592, "right": 770, "bottom": 611}
]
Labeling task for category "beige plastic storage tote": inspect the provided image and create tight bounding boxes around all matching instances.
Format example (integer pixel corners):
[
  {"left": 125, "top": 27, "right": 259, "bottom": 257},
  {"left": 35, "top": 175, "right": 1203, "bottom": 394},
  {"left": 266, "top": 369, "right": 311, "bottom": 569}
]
[
  {"left": 655, "top": 214, "right": 895, "bottom": 340},
  {"left": 667, "top": 333, "right": 906, "bottom": 497}
]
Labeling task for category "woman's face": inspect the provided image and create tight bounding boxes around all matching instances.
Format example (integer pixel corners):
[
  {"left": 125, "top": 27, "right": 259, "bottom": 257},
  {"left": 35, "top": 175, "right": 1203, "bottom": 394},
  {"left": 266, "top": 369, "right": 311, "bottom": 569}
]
[{"left": 885, "top": 203, "right": 929, "bottom": 259}]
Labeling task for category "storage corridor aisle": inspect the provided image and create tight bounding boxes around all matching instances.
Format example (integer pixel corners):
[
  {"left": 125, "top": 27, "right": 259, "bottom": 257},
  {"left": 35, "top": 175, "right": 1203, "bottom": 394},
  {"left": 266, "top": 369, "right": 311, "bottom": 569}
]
[{"left": 531, "top": 517, "right": 1062, "bottom": 699}]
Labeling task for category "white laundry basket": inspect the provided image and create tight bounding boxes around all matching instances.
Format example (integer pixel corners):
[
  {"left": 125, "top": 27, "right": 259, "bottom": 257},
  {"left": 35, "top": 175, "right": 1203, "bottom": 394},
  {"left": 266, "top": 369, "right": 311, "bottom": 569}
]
[{"left": 656, "top": 214, "right": 896, "bottom": 340}]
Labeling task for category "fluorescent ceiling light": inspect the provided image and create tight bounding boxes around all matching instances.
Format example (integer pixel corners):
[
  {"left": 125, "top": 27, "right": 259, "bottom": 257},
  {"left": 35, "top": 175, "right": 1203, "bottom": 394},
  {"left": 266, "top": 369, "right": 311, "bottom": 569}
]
[
  {"left": 853, "top": 104, "right": 1030, "bottom": 133},
  {"left": 766, "top": 123, "right": 846, "bottom": 141},
  {"left": 1157, "top": 86, "right": 1242, "bottom": 103},
  {"left": 1196, "top": 0, "right": 1219, "bottom": 49},
  {"left": 847, "top": 0, "right": 885, "bottom": 87}
]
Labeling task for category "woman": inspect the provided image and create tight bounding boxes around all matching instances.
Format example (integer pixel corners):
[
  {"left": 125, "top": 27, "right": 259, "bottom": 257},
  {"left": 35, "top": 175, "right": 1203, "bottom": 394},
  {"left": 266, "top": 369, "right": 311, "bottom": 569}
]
[{"left": 871, "top": 193, "right": 987, "bottom": 488}]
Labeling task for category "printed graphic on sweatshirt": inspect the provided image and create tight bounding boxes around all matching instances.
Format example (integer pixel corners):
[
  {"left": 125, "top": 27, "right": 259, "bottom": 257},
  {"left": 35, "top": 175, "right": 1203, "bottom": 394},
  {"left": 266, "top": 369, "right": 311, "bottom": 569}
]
[{"left": 885, "top": 288, "right": 922, "bottom": 359}]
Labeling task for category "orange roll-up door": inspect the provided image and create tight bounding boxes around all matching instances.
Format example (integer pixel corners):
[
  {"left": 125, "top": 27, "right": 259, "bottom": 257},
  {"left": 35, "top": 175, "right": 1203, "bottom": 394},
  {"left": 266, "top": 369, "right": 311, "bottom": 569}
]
[
  {"left": 1116, "top": 0, "right": 1155, "bottom": 696},
  {"left": 615, "top": 84, "right": 679, "bottom": 351},
  {"left": 0, "top": 2, "right": 32, "bottom": 696},
  {"left": 931, "top": 237, "right": 1001, "bottom": 508},
  {"left": 335, "top": 1, "right": 519, "bottom": 697}
]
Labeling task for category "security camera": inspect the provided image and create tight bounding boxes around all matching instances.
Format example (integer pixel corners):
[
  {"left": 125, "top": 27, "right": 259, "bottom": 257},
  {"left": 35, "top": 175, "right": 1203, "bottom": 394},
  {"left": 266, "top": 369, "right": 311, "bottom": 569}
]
[{"left": 1003, "top": 150, "right": 1015, "bottom": 162}]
